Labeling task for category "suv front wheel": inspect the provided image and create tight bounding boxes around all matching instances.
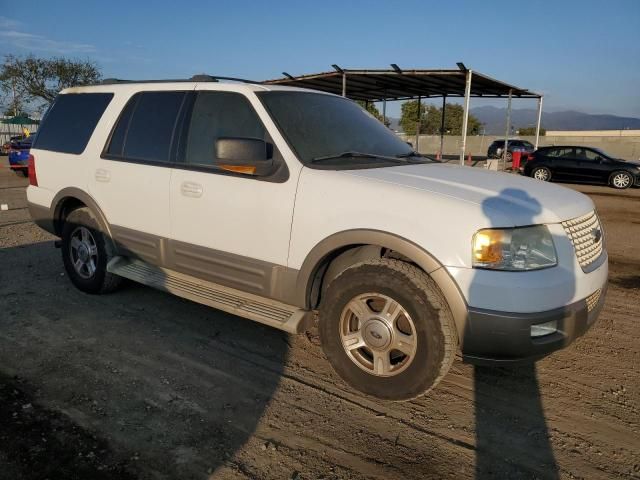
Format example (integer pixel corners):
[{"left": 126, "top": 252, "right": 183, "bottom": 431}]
[
  {"left": 319, "top": 258, "right": 457, "bottom": 401},
  {"left": 61, "top": 207, "right": 123, "bottom": 294}
]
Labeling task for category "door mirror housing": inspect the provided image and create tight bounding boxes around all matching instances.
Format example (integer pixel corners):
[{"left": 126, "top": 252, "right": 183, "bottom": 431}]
[{"left": 215, "top": 137, "right": 274, "bottom": 176}]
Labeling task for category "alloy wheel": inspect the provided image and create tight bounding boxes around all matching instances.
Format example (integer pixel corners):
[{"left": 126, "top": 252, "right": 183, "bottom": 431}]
[
  {"left": 69, "top": 226, "right": 99, "bottom": 279},
  {"left": 339, "top": 293, "right": 417, "bottom": 377}
]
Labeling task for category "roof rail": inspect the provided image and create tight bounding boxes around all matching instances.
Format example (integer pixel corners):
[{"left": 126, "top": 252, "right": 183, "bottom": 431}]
[
  {"left": 99, "top": 75, "right": 259, "bottom": 86},
  {"left": 189, "top": 74, "right": 259, "bottom": 84}
]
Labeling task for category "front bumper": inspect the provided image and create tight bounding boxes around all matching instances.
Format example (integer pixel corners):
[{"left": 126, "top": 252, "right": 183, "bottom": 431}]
[{"left": 461, "top": 282, "right": 607, "bottom": 365}]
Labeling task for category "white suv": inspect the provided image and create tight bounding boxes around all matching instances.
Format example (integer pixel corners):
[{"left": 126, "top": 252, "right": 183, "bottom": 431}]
[{"left": 26, "top": 77, "right": 608, "bottom": 400}]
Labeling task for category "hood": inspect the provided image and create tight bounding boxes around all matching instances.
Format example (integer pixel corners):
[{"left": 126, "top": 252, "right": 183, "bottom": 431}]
[{"left": 341, "top": 163, "right": 595, "bottom": 226}]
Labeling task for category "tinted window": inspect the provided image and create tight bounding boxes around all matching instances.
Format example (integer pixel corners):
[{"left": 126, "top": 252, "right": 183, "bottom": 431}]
[
  {"left": 33, "top": 93, "right": 113, "bottom": 154},
  {"left": 122, "top": 91, "right": 186, "bottom": 163},
  {"left": 184, "top": 92, "right": 266, "bottom": 167},
  {"left": 546, "top": 148, "right": 574, "bottom": 158},
  {"left": 575, "top": 148, "right": 601, "bottom": 161},
  {"left": 106, "top": 95, "right": 138, "bottom": 157},
  {"left": 259, "top": 92, "right": 414, "bottom": 165}
]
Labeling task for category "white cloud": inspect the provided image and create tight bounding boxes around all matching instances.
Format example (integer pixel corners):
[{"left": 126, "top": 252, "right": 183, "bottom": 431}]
[
  {"left": 0, "top": 17, "right": 96, "bottom": 55},
  {"left": 0, "top": 16, "right": 21, "bottom": 29}
]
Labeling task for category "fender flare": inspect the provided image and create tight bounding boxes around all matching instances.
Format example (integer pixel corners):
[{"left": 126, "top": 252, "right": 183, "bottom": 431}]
[
  {"left": 51, "top": 187, "right": 113, "bottom": 239},
  {"left": 295, "top": 229, "right": 469, "bottom": 338}
]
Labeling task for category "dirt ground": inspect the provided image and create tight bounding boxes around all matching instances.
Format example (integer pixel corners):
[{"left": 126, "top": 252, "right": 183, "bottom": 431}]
[{"left": 0, "top": 159, "right": 638, "bottom": 480}]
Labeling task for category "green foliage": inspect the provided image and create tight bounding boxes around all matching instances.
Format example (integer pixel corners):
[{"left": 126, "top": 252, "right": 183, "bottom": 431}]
[
  {"left": 399, "top": 100, "right": 427, "bottom": 135},
  {"left": 517, "top": 126, "right": 546, "bottom": 136},
  {"left": 400, "top": 101, "right": 482, "bottom": 135},
  {"left": 356, "top": 100, "right": 390, "bottom": 127},
  {"left": 0, "top": 55, "right": 101, "bottom": 108}
]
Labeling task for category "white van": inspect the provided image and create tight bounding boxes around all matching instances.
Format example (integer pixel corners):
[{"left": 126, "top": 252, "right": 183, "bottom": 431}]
[{"left": 26, "top": 76, "right": 608, "bottom": 400}]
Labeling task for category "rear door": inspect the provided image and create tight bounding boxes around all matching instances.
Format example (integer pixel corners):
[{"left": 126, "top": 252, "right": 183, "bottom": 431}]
[
  {"left": 90, "top": 90, "right": 189, "bottom": 264},
  {"left": 547, "top": 147, "right": 577, "bottom": 179}
]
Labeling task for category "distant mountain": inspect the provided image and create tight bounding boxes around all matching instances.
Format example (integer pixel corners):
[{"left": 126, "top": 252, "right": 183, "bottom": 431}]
[{"left": 471, "top": 106, "right": 640, "bottom": 134}]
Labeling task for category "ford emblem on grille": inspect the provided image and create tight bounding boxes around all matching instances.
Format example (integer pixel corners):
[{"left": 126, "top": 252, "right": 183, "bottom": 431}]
[{"left": 592, "top": 228, "right": 602, "bottom": 243}]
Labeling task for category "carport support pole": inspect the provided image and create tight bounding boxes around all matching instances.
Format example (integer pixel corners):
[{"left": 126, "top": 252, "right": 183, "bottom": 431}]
[
  {"left": 460, "top": 70, "right": 472, "bottom": 166},
  {"left": 415, "top": 96, "right": 422, "bottom": 152},
  {"left": 382, "top": 96, "right": 387, "bottom": 126},
  {"left": 503, "top": 89, "right": 513, "bottom": 171},
  {"left": 534, "top": 95, "right": 544, "bottom": 149},
  {"left": 342, "top": 73, "right": 346, "bottom": 97},
  {"left": 440, "top": 95, "right": 446, "bottom": 157}
]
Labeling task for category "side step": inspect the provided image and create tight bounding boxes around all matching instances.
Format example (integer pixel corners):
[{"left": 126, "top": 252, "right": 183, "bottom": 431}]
[{"left": 107, "top": 257, "right": 313, "bottom": 334}]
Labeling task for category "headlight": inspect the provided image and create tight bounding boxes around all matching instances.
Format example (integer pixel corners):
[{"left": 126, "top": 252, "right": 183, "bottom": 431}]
[{"left": 472, "top": 225, "right": 557, "bottom": 270}]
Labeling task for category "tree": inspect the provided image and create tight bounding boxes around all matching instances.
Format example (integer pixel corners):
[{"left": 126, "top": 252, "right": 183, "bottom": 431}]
[
  {"left": 399, "top": 101, "right": 482, "bottom": 135},
  {"left": 517, "top": 126, "right": 546, "bottom": 136},
  {"left": 399, "top": 100, "right": 428, "bottom": 135},
  {"left": 0, "top": 55, "right": 101, "bottom": 108},
  {"left": 356, "top": 100, "right": 390, "bottom": 127}
]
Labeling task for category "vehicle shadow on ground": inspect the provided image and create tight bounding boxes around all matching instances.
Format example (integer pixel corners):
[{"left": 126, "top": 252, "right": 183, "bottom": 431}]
[
  {"left": 469, "top": 187, "right": 569, "bottom": 479},
  {"left": 474, "top": 365, "right": 559, "bottom": 479},
  {"left": 0, "top": 240, "right": 289, "bottom": 479}
]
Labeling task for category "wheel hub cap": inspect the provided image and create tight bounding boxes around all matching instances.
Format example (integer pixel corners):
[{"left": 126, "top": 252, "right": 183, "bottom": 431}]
[
  {"left": 78, "top": 245, "right": 90, "bottom": 262},
  {"left": 362, "top": 319, "right": 392, "bottom": 350}
]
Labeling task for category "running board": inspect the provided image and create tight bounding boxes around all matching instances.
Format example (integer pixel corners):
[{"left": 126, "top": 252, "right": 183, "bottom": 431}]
[{"left": 107, "top": 257, "right": 313, "bottom": 334}]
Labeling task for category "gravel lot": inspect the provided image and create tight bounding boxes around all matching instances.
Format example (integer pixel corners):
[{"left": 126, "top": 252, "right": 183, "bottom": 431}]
[{"left": 0, "top": 159, "right": 638, "bottom": 480}]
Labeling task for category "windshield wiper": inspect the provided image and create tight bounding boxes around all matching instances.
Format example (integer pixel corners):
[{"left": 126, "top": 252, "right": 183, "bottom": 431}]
[
  {"left": 395, "top": 151, "right": 420, "bottom": 158},
  {"left": 310, "top": 151, "right": 407, "bottom": 164}
]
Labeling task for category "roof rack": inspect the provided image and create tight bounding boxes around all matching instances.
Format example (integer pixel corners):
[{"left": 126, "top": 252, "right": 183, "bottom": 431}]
[{"left": 100, "top": 74, "right": 259, "bottom": 86}]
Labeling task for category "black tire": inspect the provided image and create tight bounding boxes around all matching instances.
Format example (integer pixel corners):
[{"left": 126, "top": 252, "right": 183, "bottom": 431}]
[
  {"left": 609, "top": 171, "right": 633, "bottom": 190},
  {"left": 61, "top": 207, "right": 123, "bottom": 294},
  {"left": 531, "top": 166, "right": 551, "bottom": 182},
  {"left": 505, "top": 151, "right": 513, "bottom": 162},
  {"left": 319, "top": 258, "right": 457, "bottom": 401}
]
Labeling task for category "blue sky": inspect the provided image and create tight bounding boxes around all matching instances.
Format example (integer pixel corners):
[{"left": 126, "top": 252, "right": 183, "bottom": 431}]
[{"left": 1, "top": 0, "right": 639, "bottom": 117}]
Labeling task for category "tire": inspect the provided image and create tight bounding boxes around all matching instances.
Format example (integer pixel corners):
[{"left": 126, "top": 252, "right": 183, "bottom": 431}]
[
  {"left": 609, "top": 171, "right": 632, "bottom": 189},
  {"left": 531, "top": 166, "right": 551, "bottom": 182},
  {"left": 318, "top": 258, "right": 457, "bottom": 401},
  {"left": 505, "top": 151, "right": 513, "bottom": 162},
  {"left": 61, "top": 207, "right": 123, "bottom": 294}
]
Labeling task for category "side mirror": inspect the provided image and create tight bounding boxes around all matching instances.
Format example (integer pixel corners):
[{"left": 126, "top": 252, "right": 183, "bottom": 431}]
[{"left": 215, "top": 137, "right": 274, "bottom": 176}]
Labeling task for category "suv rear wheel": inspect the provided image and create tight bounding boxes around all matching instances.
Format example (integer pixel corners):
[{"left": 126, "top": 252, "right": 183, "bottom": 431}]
[
  {"left": 61, "top": 207, "right": 123, "bottom": 294},
  {"left": 319, "top": 258, "right": 457, "bottom": 401}
]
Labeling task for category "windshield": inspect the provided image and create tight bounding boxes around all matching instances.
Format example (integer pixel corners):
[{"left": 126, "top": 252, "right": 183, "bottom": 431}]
[{"left": 258, "top": 91, "right": 420, "bottom": 167}]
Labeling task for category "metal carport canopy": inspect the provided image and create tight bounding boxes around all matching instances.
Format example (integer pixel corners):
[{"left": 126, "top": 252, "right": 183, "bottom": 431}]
[
  {"left": 263, "top": 66, "right": 543, "bottom": 166},
  {"left": 263, "top": 68, "right": 540, "bottom": 102}
]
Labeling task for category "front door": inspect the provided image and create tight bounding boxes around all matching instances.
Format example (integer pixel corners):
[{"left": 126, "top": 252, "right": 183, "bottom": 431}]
[{"left": 168, "top": 89, "right": 299, "bottom": 299}]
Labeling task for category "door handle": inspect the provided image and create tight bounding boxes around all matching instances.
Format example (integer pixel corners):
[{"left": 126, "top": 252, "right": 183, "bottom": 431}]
[
  {"left": 95, "top": 168, "right": 110, "bottom": 182},
  {"left": 180, "top": 181, "right": 203, "bottom": 198}
]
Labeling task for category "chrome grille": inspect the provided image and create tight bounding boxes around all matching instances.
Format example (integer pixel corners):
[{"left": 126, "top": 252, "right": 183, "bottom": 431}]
[
  {"left": 586, "top": 289, "right": 602, "bottom": 313},
  {"left": 561, "top": 211, "right": 604, "bottom": 270}
]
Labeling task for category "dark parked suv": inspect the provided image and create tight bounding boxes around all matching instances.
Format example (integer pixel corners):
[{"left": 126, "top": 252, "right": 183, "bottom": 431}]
[
  {"left": 524, "top": 146, "right": 640, "bottom": 189},
  {"left": 487, "top": 139, "right": 535, "bottom": 160}
]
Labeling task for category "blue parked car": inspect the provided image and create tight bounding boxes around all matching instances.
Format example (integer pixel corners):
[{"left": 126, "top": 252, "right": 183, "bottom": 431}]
[{"left": 8, "top": 136, "right": 33, "bottom": 177}]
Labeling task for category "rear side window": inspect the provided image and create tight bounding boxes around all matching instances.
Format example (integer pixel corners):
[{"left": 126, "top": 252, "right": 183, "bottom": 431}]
[
  {"left": 33, "top": 93, "right": 113, "bottom": 154},
  {"left": 105, "top": 91, "right": 186, "bottom": 163}
]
